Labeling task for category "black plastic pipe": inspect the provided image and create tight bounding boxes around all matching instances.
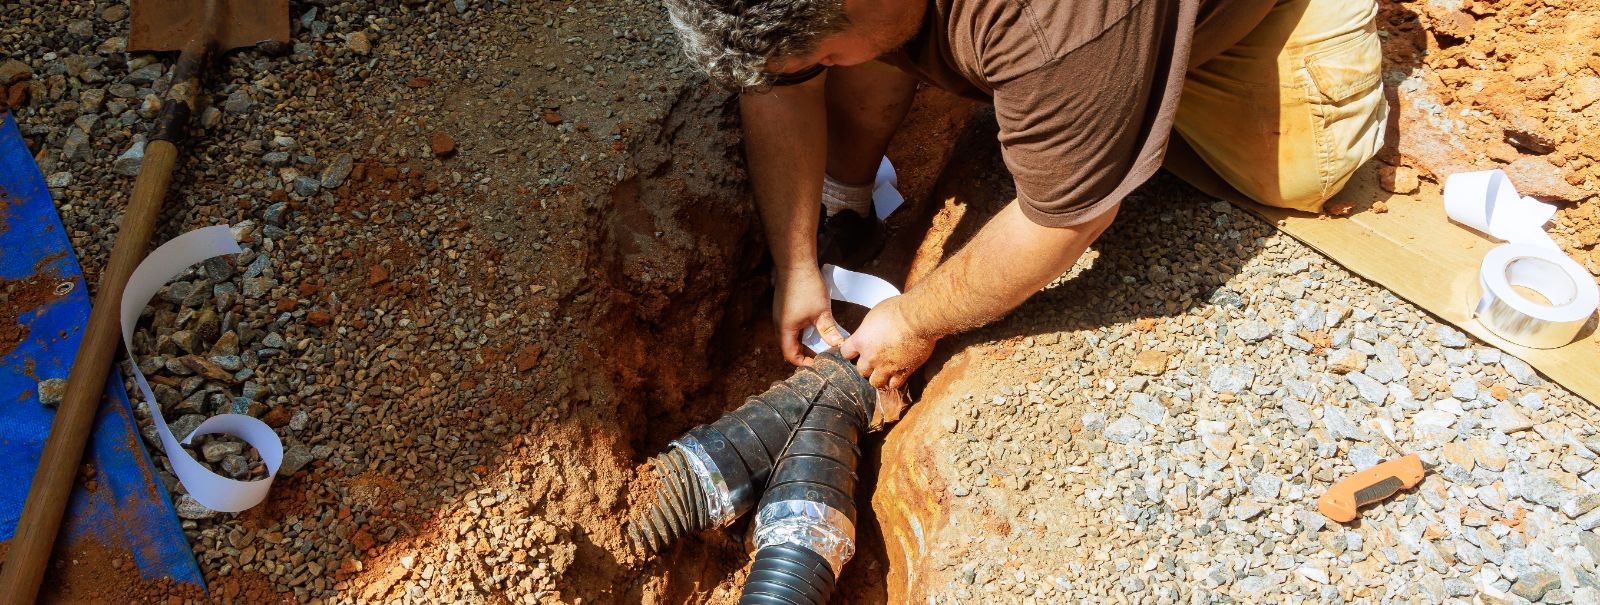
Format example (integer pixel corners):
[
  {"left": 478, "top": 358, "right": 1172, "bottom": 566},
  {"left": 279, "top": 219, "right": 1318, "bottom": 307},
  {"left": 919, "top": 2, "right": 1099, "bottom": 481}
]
[
  {"left": 627, "top": 351, "right": 874, "bottom": 553},
  {"left": 737, "top": 356, "right": 874, "bottom": 604}
]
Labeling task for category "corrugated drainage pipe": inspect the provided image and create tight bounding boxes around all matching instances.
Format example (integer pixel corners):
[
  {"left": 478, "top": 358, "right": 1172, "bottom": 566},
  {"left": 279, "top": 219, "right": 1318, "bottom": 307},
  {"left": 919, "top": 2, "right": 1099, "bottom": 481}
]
[
  {"left": 626, "top": 351, "right": 876, "bottom": 555},
  {"left": 737, "top": 359, "right": 873, "bottom": 605}
]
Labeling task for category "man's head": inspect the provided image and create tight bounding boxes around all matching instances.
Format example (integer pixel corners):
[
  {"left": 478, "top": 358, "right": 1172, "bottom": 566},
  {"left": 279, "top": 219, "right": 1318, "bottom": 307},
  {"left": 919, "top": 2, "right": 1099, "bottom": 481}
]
[{"left": 663, "top": 0, "right": 923, "bottom": 89}]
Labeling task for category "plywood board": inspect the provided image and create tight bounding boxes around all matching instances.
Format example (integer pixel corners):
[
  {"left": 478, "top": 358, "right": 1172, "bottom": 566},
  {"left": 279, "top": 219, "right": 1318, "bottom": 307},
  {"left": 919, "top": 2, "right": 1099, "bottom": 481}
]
[{"left": 1230, "top": 166, "right": 1598, "bottom": 406}]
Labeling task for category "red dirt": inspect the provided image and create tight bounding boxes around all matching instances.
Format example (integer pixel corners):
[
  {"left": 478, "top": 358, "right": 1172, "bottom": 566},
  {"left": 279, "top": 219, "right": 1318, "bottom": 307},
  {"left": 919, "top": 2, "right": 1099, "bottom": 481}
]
[
  {"left": 1382, "top": 0, "right": 1600, "bottom": 276},
  {"left": 0, "top": 273, "right": 62, "bottom": 360},
  {"left": 31, "top": 536, "right": 208, "bottom": 604}
]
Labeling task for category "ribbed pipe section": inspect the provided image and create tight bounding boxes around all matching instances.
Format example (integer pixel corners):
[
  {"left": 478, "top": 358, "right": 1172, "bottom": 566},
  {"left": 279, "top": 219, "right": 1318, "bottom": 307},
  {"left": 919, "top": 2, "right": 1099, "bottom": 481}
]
[
  {"left": 739, "top": 544, "right": 837, "bottom": 605},
  {"left": 625, "top": 352, "right": 873, "bottom": 554},
  {"left": 627, "top": 447, "right": 709, "bottom": 553},
  {"left": 739, "top": 353, "right": 874, "bottom": 604}
]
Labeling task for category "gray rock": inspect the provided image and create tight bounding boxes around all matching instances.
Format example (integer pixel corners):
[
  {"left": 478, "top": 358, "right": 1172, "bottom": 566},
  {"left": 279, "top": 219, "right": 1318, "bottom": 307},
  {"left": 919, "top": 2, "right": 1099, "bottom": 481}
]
[
  {"left": 168, "top": 414, "right": 206, "bottom": 441},
  {"left": 1451, "top": 378, "right": 1479, "bottom": 401},
  {"left": 1127, "top": 393, "right": 1166, "bottom": 426},
  {"left": 1510, "top": 570, "right": 1560, "bottom": 602},
  {"left": 1281, "top": 332, "right": 1313, "bottom": 352},
  {"left": 1236, "top": 319, "right": 1272, "bottom": 343},
  {"left": 202, "top": 256, "right": 235, "bottom": 281},
  {"left": 174, "top": 495, "right": 216, "bottom": 520},
  {"left": 1208, "top": 365, "right": 1254, "bottom": 393},
  {"left": 1235, "top": 504, "right": 1264, "bottom": 521},
  {"left": 1490, "top": 403, "right": 1534, "bottom": 433},
  {"left": 263, "top": 202, "right": 290, "bottom": 228},
  {"left": 321, "top": 153, "right": 354, "bottom": 188},
  {"left": 1365, "top": 358, "right": 1406, "bottom": 384},
  {"left": 1104, "top": 416, "right": 1142, "bottom": 445},
  {"left": 223, "top": 90, "right": 253, "bottom": 114},
  {"left": 1502, "top": 357, "right": 1541, "bottom": 386},
  {"left": 279, "top": 444, "right": 315, "bottom": 475},
  {"left": 1081, "top": 412, "right": 1106, "bottom": 433},
  {"left": 291, "top": 175, "right": 321, "bottom": 197},
  {"left": 1435, "top": 326, "right": 1469, "bottom": 347},
  {"left": 200, "top": 106, "right": 222, "bottom": 129},
  {"left": 1346, "top": 371, "right": 1388, "bottom": 405},
  {"left": 1349, "top": 446, "right": 1382, "bottom": 469},
  {"left": 36, "top": 378, "right": 67, "bottom": 408},
  {"left": 125, "top": 63, "right": 163, "bottom": 85},
  {"left": 1250, "top": 473, "right": 1282, "bottom": 499},
  {"left": 1322, "top": 404, "right": 1371, "bottom": 441},
  {"left": 1209, "top": 288, "right": 1244, "bottom": 309},
  {"left": 1520, "top": 469, "right": 1578, "bottom": 509},
  {"left": 1290, "top": 300, "right": 1325, "bottom": 331},
  {"left": 61, "top": 129, "right": 89, "bottom": 161},
  {"left": 113, "top": 136, "right": 146, "bottom": 176},
  {"left": 221, "top": 454, "right": 251, "bottom": 477},
  {"left": 202, "top": 440, "right": 244, "bottom": 463},
  {"left": 1283, "top": 399, "right": 1314, "bottom": 430}
]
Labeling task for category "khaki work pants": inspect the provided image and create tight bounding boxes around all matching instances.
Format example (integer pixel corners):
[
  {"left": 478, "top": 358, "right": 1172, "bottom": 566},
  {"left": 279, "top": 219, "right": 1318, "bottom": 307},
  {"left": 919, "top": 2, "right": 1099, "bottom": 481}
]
[{"left": 1174, "top": 0, "right": 1387, "bottom": 212}]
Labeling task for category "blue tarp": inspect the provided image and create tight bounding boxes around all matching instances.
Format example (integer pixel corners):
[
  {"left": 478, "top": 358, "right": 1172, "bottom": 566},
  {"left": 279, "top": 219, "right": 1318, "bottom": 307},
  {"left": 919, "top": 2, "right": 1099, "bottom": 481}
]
[{"left": 0, "top": 111, "right": 203, "bottom": 588}]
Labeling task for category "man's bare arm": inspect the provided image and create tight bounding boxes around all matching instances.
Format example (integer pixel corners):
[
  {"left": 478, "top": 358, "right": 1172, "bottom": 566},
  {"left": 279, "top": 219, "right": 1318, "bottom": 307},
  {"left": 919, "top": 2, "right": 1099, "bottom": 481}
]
[
  {"left": 741, "top": 77, "right": 827, "bottom": 273},
  {"left": 740, "top": 76, "right": 847, "bottom": 363},
  {"left": 900, "top": 201, "right": 1119, "bottom": 339}
]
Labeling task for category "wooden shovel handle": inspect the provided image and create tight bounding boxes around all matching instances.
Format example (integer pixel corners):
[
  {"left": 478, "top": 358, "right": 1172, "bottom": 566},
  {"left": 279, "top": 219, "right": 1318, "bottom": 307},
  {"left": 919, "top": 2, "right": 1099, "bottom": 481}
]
[{"left": 0, "top": 139, "right": 180, "bottom": 603}]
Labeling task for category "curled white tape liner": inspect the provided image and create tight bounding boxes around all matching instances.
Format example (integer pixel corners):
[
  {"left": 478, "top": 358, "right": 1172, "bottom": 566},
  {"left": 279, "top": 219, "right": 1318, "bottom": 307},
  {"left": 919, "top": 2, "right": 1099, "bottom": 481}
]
[
  {"left": 121, "top": 226, "right": 283, "bottom": 512},
  {"left": 1444, "top": 169, "right": 1599, "bottom": 349},
  {"left": 801, "top": 264, "right": 902, "bottom": 354},
  {"left": 1443, "top": 169, "right": 1559, "bottom": 250},
  {"left": 872, "top": 157, "right": 903, "bottom": 221}
]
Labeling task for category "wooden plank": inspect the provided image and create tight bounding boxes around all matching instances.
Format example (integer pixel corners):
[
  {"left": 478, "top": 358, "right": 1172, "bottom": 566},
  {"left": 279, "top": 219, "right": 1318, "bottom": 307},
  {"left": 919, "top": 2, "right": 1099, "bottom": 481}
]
[{"left": 1231, "top": 165, "right": 1599, "bottom": 406}]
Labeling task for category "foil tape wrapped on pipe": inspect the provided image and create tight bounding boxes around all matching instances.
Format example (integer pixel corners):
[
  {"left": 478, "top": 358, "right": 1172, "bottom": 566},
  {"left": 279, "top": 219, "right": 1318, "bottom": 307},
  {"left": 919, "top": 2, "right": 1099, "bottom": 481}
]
[
  {"left": 750, "top": 500, "right": 857, "bottom": 578},
  {"left": 671, "top": 435, "right": 737, "bottom": 527},
  {"left": 1474, "top": 243, "right": 1599, "bottom": 349}
]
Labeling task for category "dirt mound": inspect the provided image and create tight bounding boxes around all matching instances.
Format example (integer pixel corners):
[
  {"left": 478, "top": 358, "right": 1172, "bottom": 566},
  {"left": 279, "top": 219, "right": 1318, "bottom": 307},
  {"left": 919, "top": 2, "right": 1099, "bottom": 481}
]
[{"left": 1383, "top": 0, "right": 1600, "bottom": 272}]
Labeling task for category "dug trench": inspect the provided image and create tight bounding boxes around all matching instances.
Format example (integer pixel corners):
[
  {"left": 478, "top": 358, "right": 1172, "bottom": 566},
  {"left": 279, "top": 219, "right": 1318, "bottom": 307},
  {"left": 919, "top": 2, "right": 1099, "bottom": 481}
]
[{"left": 312, "top": 53, "right": 977, "bottom": 601}]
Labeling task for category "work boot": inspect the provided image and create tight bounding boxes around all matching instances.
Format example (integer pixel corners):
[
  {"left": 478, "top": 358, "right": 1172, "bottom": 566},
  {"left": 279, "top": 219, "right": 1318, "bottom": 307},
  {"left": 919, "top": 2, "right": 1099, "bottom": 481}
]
[{"left": 817, "top": 207, "right": 883, "bottom": 269}]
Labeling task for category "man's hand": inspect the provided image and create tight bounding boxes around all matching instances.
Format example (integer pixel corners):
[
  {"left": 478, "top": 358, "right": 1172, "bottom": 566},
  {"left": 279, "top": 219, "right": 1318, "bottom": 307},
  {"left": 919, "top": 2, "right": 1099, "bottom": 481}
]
[
  {"left": 775, "top": 266, "right": 844, "bottom": 366},
  {"left": 840, "top": 295, "right": 936, "bottom": 389}
]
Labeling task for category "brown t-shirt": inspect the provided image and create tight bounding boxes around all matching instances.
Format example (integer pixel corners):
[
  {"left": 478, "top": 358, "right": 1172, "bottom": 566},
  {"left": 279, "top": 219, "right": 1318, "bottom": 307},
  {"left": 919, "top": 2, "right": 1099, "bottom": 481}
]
[{"left": 885, "top": 0, "right": 1274, "bottom": 227}]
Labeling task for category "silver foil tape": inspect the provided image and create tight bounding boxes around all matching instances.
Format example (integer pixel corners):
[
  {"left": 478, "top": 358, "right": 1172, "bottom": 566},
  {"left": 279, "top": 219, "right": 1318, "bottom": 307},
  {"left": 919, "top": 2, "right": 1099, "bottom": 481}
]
[
  {"left": 671, "top": 436, "right": 737, "bottom": 526},
  {"left": 750, "top": 500, "right": 857, "bottom": 577},
  {"left": 1473, "top": 243, "right": 1599, "bottom": 349}
]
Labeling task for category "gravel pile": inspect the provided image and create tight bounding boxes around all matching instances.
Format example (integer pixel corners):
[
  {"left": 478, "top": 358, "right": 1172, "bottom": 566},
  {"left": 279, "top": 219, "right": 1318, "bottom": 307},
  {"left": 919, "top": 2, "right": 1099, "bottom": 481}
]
[
  {"left": 5, "top": 0, "right": 762, "bottom": 602},
  {"left": 904, "top": 172, "right": 1600, "bottom": 604}
]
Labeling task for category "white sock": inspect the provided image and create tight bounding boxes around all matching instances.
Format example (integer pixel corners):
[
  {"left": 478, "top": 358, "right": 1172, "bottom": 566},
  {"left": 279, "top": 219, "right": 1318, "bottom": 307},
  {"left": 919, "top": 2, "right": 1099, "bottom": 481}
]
[{"left": 821, "top": 173, "right": 875, "bottom": 218}]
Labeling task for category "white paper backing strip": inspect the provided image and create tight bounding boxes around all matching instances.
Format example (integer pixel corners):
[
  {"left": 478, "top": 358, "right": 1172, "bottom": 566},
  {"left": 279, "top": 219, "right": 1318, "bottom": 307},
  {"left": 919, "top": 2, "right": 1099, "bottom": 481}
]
[
  {"left": 121, "top": 225, "right": 283, "bottom": 513},
  {"left": 1444, "top": 169, "right": 1599, "bottom": 349},
  {"left": 801, "top": 264, "right": 903, "bottom": 355}
]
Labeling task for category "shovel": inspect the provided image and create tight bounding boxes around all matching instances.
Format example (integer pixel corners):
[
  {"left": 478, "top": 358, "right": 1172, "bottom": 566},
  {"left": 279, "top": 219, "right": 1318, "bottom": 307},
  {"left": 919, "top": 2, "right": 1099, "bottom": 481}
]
[{"left": 0, "top": 1, "right": 286, "bottom": 600}]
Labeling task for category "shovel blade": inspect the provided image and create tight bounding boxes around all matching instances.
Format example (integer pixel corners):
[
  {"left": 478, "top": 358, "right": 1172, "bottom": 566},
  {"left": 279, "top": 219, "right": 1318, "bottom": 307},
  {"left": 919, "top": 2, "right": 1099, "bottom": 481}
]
[{"left": 129, "top": 0, "right": 289, "bottom": 53}]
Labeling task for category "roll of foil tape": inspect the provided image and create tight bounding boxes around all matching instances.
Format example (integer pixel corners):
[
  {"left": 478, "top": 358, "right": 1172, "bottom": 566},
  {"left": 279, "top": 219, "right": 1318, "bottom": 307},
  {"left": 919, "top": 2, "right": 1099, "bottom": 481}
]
[{"left": 1474, "top": 243, "right": 1599, "bottom": 349}]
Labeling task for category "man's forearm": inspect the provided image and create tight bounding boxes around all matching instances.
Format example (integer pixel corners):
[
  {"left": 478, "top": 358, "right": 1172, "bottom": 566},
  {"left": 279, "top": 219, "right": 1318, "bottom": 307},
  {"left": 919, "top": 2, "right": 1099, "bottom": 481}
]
[
  {"left": 740, "top": 78, "right": 828, "bottom": 272},
  {"left": 899, "top": 201, "right": 1119, "bottom": 338}
]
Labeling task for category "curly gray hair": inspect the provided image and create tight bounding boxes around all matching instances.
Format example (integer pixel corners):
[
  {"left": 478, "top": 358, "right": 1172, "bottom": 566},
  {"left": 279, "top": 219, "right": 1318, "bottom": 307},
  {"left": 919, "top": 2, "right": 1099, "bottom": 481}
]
[{"left": 663, "top": 0, "right": 850, "bottom": 89}]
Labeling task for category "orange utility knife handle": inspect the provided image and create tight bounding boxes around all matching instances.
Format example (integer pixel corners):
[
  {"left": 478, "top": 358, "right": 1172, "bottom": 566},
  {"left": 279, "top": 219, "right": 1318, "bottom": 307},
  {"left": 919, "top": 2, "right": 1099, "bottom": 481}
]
[{"left": 1317, "top": 454, "right": 1426, "bottom": 523}]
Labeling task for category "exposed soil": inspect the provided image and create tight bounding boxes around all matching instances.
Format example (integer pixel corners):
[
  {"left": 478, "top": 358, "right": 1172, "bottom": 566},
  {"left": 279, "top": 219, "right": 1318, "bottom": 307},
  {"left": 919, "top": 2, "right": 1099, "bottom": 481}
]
[
  {"left": 36, "top": 537, "right": 209, "bottom": 605},
  {"left": 4, "top": 0, "right": 1597, "bottom": 602},
  {"left": 0, "top": 272, "right": 63, "bottom": 360},
  {"left": 1381, "top": 0, "right": 1600, "bottom": 275}
]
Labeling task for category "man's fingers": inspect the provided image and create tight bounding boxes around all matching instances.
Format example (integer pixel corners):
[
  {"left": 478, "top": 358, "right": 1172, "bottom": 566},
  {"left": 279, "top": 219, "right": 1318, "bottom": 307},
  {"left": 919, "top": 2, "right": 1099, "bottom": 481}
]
[
  {"left": 887, "top": 372, "right": 906, "bottom": 390},
  {"left": 779, "top": 328, "right": 810, "bottom": 366},
  {"left": 839, "top": 337, "right": 860, "bottom": 360},
  {"left": 869, "top": 368, "right": 892, "bottom": 389},
  {"left": 815, "top": 311, "right": 845, "bottom": 347}
]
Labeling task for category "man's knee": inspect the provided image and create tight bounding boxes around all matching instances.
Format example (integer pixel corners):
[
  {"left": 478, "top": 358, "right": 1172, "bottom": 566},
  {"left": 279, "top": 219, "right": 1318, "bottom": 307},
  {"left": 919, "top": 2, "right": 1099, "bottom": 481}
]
[{"left": 1249, "top": 96, "right": 1387, "bottom": 213}]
